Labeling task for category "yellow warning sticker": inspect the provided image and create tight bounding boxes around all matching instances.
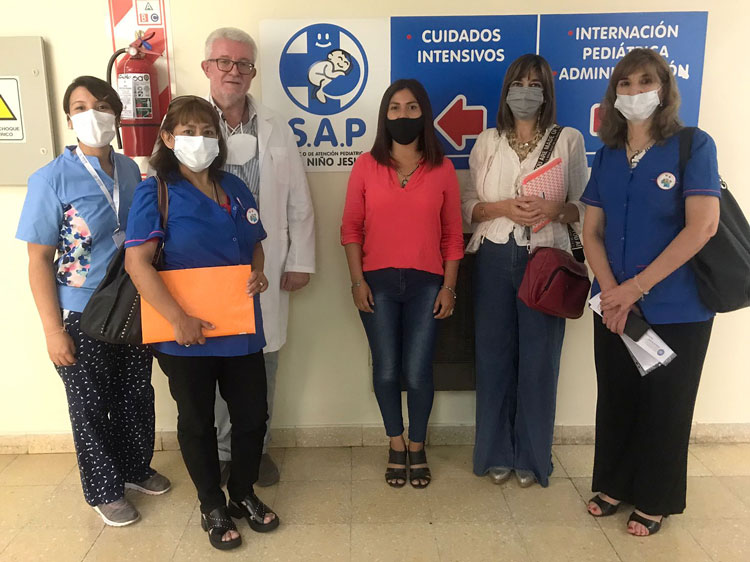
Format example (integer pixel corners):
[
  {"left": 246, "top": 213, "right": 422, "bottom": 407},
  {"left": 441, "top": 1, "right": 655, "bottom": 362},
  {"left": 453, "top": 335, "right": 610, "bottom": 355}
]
[
  {"left": 0, "top": 94, "right": 18, "bottom": 120},
  {"left": 0, "top": 77, "right": 24, "bottom": 142}
]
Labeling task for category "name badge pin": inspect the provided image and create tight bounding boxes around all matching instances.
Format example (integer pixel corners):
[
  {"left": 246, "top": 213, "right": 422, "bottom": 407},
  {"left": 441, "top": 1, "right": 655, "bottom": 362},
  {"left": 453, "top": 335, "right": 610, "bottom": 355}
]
[
  {"left": 657, "top": 172, "right": 677, "bottom": 190},
  {"left": 246, "top": 208, "right": 259, "bottom": 224}
]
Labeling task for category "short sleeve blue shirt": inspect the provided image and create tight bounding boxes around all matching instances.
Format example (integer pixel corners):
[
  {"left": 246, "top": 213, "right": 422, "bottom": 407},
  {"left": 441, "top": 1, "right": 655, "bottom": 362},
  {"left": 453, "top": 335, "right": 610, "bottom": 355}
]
[
  {"left": 125, "top": 172, "right": 267, "bottom": 357},
  {"left": 581, "top": 129, "right": 721, "bottom": 324},
  {"left": 15, "top": 146, "right": 141, "bottom": 312}
]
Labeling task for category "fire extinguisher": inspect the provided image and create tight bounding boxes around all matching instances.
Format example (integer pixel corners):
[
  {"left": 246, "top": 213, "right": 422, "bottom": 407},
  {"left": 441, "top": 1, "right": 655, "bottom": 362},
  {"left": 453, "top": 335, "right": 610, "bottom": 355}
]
[{"left": 107, "top": 31, "right": 163, "bottom": 157}]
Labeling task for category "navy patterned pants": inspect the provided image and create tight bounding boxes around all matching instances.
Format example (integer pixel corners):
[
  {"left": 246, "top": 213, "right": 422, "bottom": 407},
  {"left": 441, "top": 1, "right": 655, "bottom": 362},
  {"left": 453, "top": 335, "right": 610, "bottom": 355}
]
[{"left": 55, "top": 311, "right": 156, "bottom": 506}]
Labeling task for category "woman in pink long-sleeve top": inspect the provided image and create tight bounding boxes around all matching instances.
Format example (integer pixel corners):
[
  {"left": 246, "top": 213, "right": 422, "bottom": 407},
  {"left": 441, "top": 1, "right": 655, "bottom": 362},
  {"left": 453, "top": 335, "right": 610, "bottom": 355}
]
[{"left": 341, "top": 78, "right": 464, "bottom": 489}]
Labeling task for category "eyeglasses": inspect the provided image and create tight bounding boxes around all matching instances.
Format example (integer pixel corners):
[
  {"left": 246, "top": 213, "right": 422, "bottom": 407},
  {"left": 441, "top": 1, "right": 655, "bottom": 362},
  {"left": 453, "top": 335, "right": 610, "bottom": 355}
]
[{"left": 207, "top": 58, "right": 255, "bottom": 75}]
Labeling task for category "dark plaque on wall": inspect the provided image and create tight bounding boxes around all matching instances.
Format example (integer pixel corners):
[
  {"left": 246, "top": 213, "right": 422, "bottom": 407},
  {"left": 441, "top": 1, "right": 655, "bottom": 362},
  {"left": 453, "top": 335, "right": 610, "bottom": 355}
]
[{"left": 432, "top": 234, "right": 476, "bottom": 390}]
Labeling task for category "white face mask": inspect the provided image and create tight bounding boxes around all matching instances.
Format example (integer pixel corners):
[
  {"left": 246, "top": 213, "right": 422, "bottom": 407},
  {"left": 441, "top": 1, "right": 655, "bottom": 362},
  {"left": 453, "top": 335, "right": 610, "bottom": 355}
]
[
  {"left": 225, "top": 133, "right": 257, "bottom": 166},
  {"left": 172, "top": 135, "right": 220, "bottom": 172},
  {"left": 614, "top": 89, "right": 661, "bottom": 123},
  {"left": 70, "top": 109, "right": 117, "bottom": 148}
]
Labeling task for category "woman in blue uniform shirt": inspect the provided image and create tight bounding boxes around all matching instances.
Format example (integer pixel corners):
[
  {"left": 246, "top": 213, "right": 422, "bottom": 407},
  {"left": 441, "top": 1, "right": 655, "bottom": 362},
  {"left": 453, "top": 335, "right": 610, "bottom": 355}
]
[
  {"left": 124, "top": 96, "right": 278, "bottom": 550},
  {"left": 16, "top": 76, "right": 169, "bottom": 527},
  {"left": 581, "top": 49, "right": 720, "bottom": 536}
]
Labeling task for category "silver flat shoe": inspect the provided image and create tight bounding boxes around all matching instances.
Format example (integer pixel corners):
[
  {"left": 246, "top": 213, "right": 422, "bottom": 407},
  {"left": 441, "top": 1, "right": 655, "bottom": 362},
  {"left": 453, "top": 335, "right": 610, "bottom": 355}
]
[
  {"left": 488, "top": 467, "right": 512, "bottom": 485},
  {"left": 515, "top": 469, "right": 537, "bottom": 488}
]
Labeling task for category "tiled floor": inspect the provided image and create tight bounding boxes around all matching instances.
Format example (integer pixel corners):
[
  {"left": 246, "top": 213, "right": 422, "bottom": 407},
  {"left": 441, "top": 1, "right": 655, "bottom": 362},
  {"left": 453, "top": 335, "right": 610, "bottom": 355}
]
[{"left": 1, "top": 444, "right": 749, "bottom": 561}]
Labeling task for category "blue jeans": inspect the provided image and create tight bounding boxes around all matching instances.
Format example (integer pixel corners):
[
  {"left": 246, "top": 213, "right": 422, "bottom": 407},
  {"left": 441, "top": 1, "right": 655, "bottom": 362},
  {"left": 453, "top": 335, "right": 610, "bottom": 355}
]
[
  {"left": 473, "top": 239, "right": 565, "bottom": 487},
  {"left": 360, "top": 268, "right": 442, "bottom": 443}
]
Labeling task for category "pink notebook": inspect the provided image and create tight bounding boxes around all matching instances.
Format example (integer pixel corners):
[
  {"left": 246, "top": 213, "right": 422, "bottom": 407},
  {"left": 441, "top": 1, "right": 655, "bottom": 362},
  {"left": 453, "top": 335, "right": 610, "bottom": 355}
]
[{"left": 521, "top": 157, "right": 565, "bottom": 233}]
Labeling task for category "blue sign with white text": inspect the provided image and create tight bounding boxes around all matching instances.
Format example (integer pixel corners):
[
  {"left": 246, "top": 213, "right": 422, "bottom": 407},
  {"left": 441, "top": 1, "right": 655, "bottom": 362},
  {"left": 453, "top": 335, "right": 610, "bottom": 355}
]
[
  {"left": 391, "top": 16, "right": 537, "bottom": 169},
  {"left": 391, "top": 12, "right": 708, "bottom": 168},
  {"left": 540, "top": 12, "right": 707, "bottom": 163}
]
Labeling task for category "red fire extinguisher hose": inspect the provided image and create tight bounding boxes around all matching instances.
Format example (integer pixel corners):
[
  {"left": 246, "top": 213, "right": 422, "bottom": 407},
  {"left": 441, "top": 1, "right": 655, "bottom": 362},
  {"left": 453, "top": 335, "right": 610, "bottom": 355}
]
[{"left": 106, "top": 48, "right": 128, "bottom": 150}]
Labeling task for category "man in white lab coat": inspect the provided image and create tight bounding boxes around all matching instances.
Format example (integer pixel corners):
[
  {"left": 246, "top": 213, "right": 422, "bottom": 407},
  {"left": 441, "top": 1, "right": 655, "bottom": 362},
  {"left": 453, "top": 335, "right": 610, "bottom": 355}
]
[{"left": 202, "top": 27, "right": 315, "bottom": 485}]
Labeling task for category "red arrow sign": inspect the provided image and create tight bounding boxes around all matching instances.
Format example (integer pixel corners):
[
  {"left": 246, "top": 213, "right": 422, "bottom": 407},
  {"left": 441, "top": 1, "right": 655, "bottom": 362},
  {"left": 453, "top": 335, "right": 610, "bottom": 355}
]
[
  {"left": 590, "top": 103, "right": 601, "bottom": 136},
  {"left": 434, "top": 95, "right": 487, "bottom": 151}
]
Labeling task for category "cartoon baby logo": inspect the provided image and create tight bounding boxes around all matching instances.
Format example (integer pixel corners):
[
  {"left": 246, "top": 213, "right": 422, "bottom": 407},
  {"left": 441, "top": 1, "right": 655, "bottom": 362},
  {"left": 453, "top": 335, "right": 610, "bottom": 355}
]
[
  {"left": 279, "top": 23, "right": 368, "bottom": 116},
  {"left": 308, "top": 49, "right": 353, "bottom": 103}
]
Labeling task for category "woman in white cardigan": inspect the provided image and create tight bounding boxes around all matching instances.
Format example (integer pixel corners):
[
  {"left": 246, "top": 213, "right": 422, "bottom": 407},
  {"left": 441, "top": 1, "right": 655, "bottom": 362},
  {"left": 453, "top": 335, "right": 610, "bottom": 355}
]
[{"left": 462, "top": 54, "right": 588, "bottom": 488}]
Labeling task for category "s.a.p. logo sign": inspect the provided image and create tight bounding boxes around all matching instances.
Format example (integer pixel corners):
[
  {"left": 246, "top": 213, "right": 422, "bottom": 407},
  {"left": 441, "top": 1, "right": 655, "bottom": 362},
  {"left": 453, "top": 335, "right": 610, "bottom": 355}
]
[
  {"left": 279, "top": 23, "right": 369, "bottom": 116},
  {"left": 263, "top": 19, "right": 387, "bottom": 171}
]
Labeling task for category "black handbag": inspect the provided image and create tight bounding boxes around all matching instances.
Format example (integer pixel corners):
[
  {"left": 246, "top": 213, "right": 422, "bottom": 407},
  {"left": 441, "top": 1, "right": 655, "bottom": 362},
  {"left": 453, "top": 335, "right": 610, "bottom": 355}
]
[
  {"left": 680, "top": 127, "right": 750, "bottom": 312},
  {"left": 80, "top": 178, "right": 169, "bottom": 344}
]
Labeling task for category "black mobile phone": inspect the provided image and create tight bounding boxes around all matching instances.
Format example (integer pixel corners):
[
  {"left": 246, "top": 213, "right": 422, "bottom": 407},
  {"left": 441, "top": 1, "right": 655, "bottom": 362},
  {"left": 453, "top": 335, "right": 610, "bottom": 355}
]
[{"left": 624, "top": 312, "right": 650, "bottom": 341}]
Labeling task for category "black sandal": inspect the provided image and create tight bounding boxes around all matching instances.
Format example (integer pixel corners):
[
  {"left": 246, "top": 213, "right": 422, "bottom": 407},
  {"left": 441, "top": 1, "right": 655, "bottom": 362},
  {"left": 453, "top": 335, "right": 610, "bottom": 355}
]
[
  {"left": 628, "top": 511, "right": 665, "bottom": 536},
  {"left": 588, "top": 494, "right": 620, "bottom": 517},
  {"left": 408, "top": 448, "right": 431, "bottom": 489},
  {"left": 385, "top": 448, "right": 407, "bottom": 488},
  {"left": 228, "top": 491, "right": 280, "bottom": 533},
  {"left": 201, "top": 506, "right": 242, "bottom": 550}
]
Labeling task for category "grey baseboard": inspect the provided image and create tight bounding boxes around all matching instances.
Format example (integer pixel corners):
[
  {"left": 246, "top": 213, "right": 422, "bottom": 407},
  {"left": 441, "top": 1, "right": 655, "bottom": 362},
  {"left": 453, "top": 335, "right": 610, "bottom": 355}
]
[{"left": 2, "top": 423, "right": 749, "bottom": 454}]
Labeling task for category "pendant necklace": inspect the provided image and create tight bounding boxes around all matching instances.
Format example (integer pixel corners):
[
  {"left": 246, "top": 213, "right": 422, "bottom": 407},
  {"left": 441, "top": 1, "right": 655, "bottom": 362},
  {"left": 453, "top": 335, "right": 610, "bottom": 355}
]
[
  {"left": 397, "top": 163, "right": 420, "bottom": 188},
  {"left": 626, "top": 140, "right": 654, "bottom": 169}
]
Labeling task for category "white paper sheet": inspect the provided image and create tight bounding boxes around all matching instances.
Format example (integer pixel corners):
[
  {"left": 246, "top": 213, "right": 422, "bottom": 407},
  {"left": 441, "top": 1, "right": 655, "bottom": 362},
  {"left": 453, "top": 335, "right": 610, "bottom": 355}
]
[{"left": 588, "top": 294, "right": 676, "bottom": 376}]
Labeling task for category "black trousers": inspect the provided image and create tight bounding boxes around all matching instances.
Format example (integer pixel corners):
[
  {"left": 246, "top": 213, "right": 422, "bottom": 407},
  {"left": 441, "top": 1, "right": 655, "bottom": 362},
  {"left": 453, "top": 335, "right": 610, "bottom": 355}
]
[
  {"left": 155, "top": 351, "right": 267, "bottom": 513},
  {"left": 592, "top": 317, "right": 713, "bottom": 515},
  {"left": 56, "top": 311, "right": 155, "bottom": 506}
]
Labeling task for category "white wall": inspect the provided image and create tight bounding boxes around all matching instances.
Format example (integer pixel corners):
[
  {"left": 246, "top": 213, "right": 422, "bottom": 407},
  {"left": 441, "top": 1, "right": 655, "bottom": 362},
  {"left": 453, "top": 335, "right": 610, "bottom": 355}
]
[{"left": 1, "top": 0, "right": 748, "bottom": 436}]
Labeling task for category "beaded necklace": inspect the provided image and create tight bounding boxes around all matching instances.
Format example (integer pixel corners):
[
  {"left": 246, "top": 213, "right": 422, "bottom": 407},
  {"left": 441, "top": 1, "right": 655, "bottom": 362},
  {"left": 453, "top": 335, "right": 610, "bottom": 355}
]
[{"left": 508, "top": 128, "right": 544, "bottom": 161}]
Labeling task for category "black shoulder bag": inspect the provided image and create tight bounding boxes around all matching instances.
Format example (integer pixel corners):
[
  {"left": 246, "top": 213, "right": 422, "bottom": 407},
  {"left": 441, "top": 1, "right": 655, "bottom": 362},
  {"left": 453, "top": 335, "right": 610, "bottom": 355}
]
[
  {"left": 680, "top": 127, "right": 750, "bottom": 312},
  {"left": 80, "top": 177, "right": 169, "bottom": 344}
]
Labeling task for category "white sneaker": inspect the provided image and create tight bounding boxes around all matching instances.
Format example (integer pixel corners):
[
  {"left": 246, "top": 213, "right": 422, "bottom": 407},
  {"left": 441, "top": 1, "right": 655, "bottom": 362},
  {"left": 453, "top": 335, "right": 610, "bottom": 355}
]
[
  {"left": 125, "top": 472, "right": 171, "bottom": 496},
  {"left": 94, "top": 498, "right": 140, "bottom": 526}
]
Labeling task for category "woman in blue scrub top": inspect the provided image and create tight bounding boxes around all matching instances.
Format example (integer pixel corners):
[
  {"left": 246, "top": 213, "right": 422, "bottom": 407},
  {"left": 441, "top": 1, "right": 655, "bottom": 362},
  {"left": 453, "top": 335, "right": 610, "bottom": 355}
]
[
  {"left": 15, "top": 76, "right": 169, "bottom": 527},
  {"left": 581, "top": 49, "right": 721, "bottom": 537},
  {"left": 124, "top": 96, "right": 278, "bottom": 551}
]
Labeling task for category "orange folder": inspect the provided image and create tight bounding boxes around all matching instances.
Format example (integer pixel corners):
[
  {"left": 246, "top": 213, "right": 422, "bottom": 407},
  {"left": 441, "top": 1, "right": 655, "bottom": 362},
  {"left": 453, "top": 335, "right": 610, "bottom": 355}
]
[{"left": 141, "top": 264, "right": 255, "bottom": 344}]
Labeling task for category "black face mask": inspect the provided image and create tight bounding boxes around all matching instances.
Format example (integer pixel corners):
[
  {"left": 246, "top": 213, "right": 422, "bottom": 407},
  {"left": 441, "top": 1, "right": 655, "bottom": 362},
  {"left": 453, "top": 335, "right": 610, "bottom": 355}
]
[{"left": 386, "top": 116, "right": 425, "bottom": 145}]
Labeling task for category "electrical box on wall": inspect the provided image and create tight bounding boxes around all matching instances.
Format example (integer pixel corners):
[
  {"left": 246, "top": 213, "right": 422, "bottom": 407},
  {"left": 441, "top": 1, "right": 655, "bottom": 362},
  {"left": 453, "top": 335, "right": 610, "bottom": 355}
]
[{"left": 0, "top": 36, "right": 55, "bottom": 186}]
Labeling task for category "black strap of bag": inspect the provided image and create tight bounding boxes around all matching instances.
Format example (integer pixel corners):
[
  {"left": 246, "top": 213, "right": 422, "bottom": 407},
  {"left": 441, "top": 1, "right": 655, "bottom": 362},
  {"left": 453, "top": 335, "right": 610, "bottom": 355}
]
[
  {"left": 566, "top": 222, "right": 585, "bottom": 264},
  {"left": 529, "top": 125, "right": 585, "bottom": 264},
  {"left": 678, "top": 127, "right": 696, "bottom": 178},
  {"left": 534, "top": 124, "right": 563, "bottom": 170},
  {"left": 154, "top": 176, "right": 168, "bottom": 266}
]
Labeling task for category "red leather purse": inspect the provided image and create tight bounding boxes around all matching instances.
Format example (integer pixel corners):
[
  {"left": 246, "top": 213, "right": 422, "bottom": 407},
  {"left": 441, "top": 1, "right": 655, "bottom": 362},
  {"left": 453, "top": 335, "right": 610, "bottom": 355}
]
[
  {"left": 518, "top": 243, "right": 591, "bottom": 319},
  {"left": 517, "top": 125, "right": 591, "bottom": 319}
]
